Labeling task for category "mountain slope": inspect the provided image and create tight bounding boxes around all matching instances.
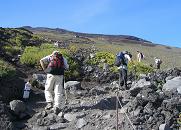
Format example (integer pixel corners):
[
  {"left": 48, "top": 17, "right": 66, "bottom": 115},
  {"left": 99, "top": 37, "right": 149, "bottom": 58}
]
[
  {"left": 23, "top": 26, "right": 152, "bottom": 44},
  {"left": 23, "top": 26, "right": 181, "bottom": 69}
]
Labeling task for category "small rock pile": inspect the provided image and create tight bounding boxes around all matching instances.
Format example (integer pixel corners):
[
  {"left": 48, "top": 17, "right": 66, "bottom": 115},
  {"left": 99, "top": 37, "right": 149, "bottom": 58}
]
[
  {"left": 0, "top": 100, "right": 14, "bottom": 130},
  {"left": 119, "top": 68, "right": 181, "bottom": 130},
  {"left": 122, "top": 86, "right": 181, "bottom": 130}
]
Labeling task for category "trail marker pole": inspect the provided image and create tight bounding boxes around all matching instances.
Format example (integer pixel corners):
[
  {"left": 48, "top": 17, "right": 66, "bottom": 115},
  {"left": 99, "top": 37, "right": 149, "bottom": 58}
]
[{"left": 116, "top": 89, "right": 119, "bottom": 130}]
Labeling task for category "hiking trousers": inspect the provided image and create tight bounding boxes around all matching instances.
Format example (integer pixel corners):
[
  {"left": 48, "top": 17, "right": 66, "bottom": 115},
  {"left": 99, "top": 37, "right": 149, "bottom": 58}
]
[
  {"left": 155, "top": 63, "right": 161, "bottom": 69},
  {"left": 119, "top": 69, "right": 127, "bottom": 89},
  {"left": 45, "top": 74, "right": 64, "bottom": 108}
]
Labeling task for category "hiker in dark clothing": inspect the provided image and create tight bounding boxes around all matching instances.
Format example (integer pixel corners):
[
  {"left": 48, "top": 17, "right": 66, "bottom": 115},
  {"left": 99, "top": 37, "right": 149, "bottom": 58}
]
[{"left": 115, "top": 51, "right": 132, "bottom": 90}]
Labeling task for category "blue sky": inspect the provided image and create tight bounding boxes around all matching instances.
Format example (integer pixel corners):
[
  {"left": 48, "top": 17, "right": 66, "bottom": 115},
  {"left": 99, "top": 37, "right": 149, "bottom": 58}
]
[{"left": 1, "top": 0, "right": 181, "bottom": 48}]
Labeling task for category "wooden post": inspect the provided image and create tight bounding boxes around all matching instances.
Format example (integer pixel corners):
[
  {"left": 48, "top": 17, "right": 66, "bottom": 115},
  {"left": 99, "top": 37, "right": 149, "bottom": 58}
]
[{"left": 116, "top": 90, "right": 119, "bottom": 130}]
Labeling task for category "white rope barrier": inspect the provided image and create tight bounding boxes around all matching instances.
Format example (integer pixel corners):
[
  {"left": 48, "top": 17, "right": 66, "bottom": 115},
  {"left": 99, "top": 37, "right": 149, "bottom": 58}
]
[{"left": 116, "top": 93, "right": 136, "bottom": 130}]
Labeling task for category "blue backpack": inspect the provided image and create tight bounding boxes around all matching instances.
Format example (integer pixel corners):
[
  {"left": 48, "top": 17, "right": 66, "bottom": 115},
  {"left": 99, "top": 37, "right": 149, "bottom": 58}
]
[{"left": 114, "top": 52, "right": 126, "bottom": 67}]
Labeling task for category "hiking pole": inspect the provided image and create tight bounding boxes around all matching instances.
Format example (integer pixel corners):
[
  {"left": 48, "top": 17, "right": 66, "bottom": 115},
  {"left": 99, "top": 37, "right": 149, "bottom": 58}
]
[{"left": 122, "top": 68, "right": 126, "bottom": 90}]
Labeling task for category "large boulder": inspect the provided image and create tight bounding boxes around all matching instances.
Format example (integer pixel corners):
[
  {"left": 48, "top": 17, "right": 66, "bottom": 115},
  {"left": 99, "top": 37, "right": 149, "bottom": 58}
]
[
  {"left": 93, "top": 97, "right": 122, "bottom": 110},
  {"left": 76, "top": 118, "right": 87, "bottom": 129},
  {"left": 37, "top": 113, "right": 57, "bottom": 126},
  {"left": 64, "top": 113, "right": 77, "bottom": 122},
  {"left": 64, "top": 81, "right": 81, "bottom": 91},
  {"left": 32, "top": 74, "right": 46, "bottom": 82},
  {"left": 159, "top": 123, "right": 171, "bottom": 130},
  {"left": 165, "top": 76, "right": 174, "bottom": 82},
  {"left": 0, "top": 101, "right": 14, "bottom": 130},
  {"left": 131, "top": 78, "right": 151, "bottom": 90},
  {"left": 89, "top": 86, "right": 107, "bottom": 96},
  {"left": 162, "top": 76, "right": 181, "bottom": 94},
  {"left": 9, "top": 100, "right": 26, "bottom": 115}
]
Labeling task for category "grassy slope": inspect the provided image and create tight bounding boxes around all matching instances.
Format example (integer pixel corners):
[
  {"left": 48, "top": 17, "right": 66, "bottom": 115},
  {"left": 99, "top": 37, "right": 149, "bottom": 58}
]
[{"left": 31, "top": 29, "right": 181, "bottom": 69}]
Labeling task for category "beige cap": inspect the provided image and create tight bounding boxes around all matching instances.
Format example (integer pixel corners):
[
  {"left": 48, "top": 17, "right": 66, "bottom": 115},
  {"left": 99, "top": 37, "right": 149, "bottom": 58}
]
[{"left": 52, "top": 50, "right": 60, "bottom": 56}]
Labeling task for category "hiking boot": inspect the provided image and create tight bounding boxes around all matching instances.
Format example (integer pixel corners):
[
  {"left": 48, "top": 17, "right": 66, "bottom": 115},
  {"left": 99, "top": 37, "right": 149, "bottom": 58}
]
[
  {"left": 119, "top": 87, "right": 125, "bottom": 91},
  {"left": 65, "top": 99, "right": 68, "bottom": 105},
  {"left": 45, "top": 102, "right": 53, "bottom": 110},
  {"left": 53, "top": 107, "right": 61, "bottom": 115}
]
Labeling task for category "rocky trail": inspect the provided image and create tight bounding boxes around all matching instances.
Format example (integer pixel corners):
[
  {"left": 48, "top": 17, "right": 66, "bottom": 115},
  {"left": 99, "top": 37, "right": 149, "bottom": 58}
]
[{"left": 3, "top": 67, "right": 181, "bottom": 130}]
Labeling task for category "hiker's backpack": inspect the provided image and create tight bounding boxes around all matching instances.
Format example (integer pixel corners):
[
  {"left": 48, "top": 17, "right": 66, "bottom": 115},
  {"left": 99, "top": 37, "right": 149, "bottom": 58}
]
[
  {"left": 114, "top": 52, "right": 126, "bottom": 67},
  {"left": 140, "top": 53, "right": 144, "bottom": 59},
  {"left": 45, "top": 53, "right": 64, "bottom": 75},
  {"left": 158, "top": 59, "right": 162, "bottom": 64}
]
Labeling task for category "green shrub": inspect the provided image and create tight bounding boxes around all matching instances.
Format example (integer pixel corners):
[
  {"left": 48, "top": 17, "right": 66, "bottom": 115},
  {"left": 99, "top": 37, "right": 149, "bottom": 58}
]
[
  {"left": 64, "top": 57, "right": 80, "bottom": 79},
  {"left": 87, "top": 51, "right": 115, "bottom": 65},
  {"left": 15, "top": 35, "right": 23, "bottom": 46},
  {"left": 3, "top": 45, "right": 21, "bottom": 55},
  {"left": 40, "top": 43, "right": 54, "bottom": 49},
  {"left": 67, "top": 45, "right": 78, "bottom": 55},
  {"left": 0, "top": 59, "right": 16, "bottom": 78},
  {"left": 20, "top": 46, "right": 39, "bottom": 66},
  {"left": 87, "top": 51, "right": 119, "bottom": 73},
  {"left": 31, "top": 35, "right": 41, "bottom": 41},
  {"left": 128, "top": 61, "right": 154, "bottom": 75}
]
